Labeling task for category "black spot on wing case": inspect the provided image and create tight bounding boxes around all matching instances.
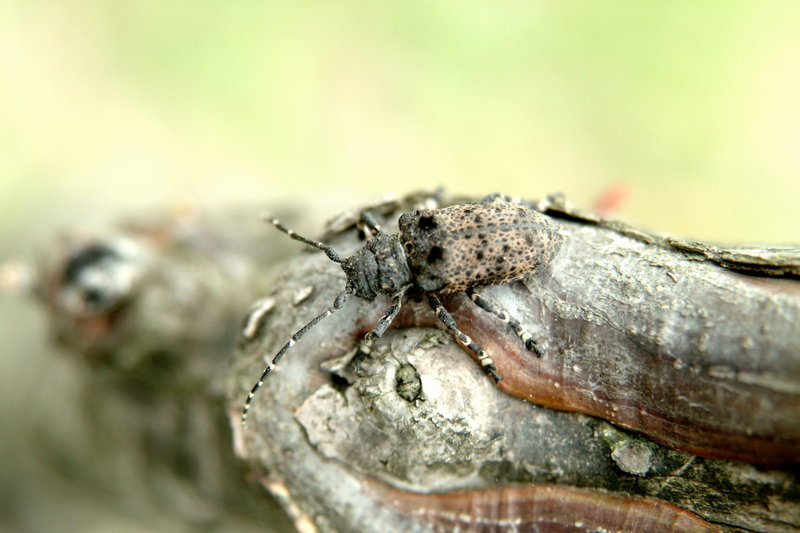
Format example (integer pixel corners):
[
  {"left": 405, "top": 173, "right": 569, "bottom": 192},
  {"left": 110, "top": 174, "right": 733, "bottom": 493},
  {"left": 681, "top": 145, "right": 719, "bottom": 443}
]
[{"left": 399, "top": 202, "right": 563, "bottom": 293}]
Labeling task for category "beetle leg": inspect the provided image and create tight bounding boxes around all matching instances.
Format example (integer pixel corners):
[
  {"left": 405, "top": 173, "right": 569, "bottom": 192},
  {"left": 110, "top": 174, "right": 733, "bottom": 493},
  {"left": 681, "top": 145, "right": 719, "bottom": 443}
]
[
  {"left": 427, "top": 293, "right": 502, "bottom": 383},
  {"left": 350, "top": 287, "right": 407, "bottom": 373},
  {"left": 349, "top": 338, "right": 372, "bottom": 374},
  {"left": 466, "top": 288, "right": 543, "bottom": 356},
  {"left": 366, "top": 288, "right": 407, "bottom": 340},
  {"left": 360, "top": 211, "right": 384, "bottom": 236}
]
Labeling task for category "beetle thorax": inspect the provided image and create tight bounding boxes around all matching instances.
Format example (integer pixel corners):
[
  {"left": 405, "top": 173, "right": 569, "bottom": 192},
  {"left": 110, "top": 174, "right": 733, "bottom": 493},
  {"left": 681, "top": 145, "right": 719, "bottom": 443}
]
[{"left": 342, "top": 233, "right": 412, "bottom": 300}]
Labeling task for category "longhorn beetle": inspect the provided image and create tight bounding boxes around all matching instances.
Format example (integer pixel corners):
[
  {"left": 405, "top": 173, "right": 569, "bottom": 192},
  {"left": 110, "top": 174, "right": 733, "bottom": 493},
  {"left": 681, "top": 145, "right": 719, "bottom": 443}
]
[{"left": 242, "top": 197, "right": 564, "bottom": 425}]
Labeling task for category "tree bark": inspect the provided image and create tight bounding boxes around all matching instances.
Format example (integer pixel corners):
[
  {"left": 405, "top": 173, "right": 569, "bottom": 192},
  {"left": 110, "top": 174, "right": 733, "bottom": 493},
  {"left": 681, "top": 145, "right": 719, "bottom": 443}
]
[
  {"left": 233, "top": 192, "right": 800, "bottom": 533},
  {"left": 26, "top": 192, "right": 800, "bottom": 533}
]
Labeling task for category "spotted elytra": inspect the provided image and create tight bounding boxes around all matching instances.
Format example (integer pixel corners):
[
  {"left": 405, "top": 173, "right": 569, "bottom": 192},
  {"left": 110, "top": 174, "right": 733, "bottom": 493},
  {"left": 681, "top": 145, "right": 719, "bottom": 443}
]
[{"left": 241, "top": 196, "right": 564, "bottom": 426}]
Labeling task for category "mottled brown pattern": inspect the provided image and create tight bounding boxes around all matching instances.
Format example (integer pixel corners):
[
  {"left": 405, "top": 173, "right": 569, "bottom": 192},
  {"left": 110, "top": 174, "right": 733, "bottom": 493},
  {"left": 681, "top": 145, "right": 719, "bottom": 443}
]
[{"left": 399, "top": 202, "right": 563, "bottom": 292}]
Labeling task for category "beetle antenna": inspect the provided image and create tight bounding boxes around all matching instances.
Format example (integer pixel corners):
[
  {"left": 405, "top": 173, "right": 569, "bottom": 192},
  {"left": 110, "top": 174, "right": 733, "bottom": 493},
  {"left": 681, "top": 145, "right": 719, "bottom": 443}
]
[
  {"left": 267, "top": 217, "right": 343, "bottom": 264},
  {"left": 242, "top": 289, "right": 348, "bottom": 427}
]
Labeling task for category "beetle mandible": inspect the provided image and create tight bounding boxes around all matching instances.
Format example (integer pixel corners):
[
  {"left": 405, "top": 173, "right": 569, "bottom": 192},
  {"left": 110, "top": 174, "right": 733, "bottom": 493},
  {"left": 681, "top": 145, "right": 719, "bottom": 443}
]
[{"left": 241, "top": 197, "right": 564, "bottom": 425}]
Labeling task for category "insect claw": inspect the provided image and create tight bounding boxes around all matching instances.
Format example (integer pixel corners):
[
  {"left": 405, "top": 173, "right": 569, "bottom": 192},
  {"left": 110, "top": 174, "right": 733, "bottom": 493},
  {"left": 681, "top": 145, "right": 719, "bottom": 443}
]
[
  {"left": 526, "top": 339, "right": 544, "bottom": 356},
  {"left": 487, "top": 366, "right": 503, "bottom": 383}
]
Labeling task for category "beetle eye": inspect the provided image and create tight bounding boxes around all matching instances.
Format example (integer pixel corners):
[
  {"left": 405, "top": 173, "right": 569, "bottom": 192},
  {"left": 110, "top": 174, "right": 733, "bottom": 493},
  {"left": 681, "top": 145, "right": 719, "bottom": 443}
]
[{"left": 418, "top": 215, "right": 437, "bottom": 230}]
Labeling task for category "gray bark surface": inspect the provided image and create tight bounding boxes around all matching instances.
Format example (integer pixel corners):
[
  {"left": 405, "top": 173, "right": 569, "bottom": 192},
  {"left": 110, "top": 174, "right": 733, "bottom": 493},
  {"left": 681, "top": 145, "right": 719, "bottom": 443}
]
[
  {"left": 13, "top": 192, "right": 799, "bottom": 533},
  {"left": 233, "top": 193, "right": 800, "bottom": 532},
  {"left": 16, "top": 206, "right": 301, "bottom": 533}
]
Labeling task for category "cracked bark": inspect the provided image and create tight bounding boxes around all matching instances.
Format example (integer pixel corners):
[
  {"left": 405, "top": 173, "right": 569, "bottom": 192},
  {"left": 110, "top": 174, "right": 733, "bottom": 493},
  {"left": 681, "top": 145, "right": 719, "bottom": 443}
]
[
  {"left": 24, "top": 192, "right": 800, "bottom": 533},
  {"left": 233, "top": 192, "right": 799, "bottom": 533}
]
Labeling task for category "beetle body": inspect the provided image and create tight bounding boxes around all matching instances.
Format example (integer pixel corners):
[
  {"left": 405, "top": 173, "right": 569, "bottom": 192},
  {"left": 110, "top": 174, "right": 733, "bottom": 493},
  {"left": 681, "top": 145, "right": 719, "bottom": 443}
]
[
  {"left": 242, "top": 198, "right": 564, "bottom": 426},
  {"left": 399, "top": 203, "right": 562, "bottom": 293}
]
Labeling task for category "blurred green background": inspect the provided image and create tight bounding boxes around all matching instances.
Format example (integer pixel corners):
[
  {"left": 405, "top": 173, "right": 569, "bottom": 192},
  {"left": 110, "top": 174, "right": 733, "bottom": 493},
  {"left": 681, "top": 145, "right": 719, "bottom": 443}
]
[
  {"left": 2, "top": 1, "right": 799, "bottom": 245},
  {"left": 1, "top": 2, "right": 799, "bottom": 532}
]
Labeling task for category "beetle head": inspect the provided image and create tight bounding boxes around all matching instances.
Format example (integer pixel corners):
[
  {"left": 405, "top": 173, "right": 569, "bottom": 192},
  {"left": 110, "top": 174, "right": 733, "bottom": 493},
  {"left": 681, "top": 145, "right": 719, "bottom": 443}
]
[{"left": 342, "top": 233, "right": 411, "bottom": 301}]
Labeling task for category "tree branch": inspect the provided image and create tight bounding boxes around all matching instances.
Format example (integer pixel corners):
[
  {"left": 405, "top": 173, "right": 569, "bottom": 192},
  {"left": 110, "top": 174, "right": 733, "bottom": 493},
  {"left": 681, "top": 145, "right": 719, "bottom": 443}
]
[
  {"left": 25, "top": 192, "right": 799, "bottom": 533},
  {"left": 234, "top": 192, "right": 799, "bottom": 532}
]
